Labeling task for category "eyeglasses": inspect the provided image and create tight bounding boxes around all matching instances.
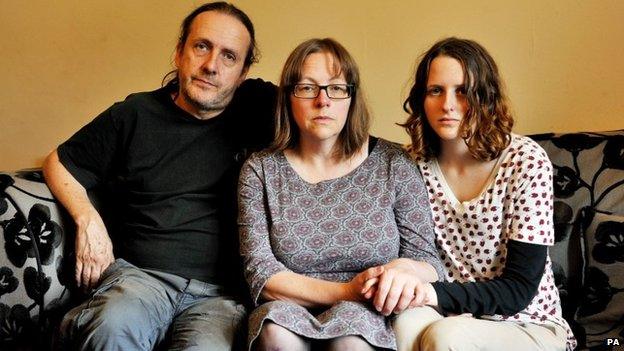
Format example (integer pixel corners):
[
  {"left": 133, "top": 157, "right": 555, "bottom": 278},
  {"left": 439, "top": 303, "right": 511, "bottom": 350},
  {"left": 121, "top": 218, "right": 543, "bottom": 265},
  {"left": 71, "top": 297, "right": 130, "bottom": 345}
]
[{"left": 291, "top": 84, "right": 354, "bottom": 99}]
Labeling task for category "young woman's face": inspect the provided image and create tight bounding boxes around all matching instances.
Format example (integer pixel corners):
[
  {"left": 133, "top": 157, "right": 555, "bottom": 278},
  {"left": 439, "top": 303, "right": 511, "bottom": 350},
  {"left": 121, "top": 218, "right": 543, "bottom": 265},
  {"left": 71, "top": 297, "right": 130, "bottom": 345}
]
[
  {"left": 423, "top": 55, "right": 469, "bottom": 142},
  {"left": 289, "top": 52, "right": 351, "bottom": 144}
]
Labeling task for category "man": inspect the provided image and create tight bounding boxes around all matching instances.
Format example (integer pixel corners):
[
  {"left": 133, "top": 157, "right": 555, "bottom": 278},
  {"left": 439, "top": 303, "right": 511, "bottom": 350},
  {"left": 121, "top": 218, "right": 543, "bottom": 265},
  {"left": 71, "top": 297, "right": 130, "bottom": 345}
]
[{"left": 43, "top": 2, "right": 275, "bottom": 350}]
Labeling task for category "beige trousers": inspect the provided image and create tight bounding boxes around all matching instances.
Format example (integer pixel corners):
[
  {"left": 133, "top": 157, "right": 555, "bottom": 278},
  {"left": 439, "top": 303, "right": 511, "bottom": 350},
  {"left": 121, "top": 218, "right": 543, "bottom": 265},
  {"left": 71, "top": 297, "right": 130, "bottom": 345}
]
[{"left": 393, "top": 306, "right": 567, "bottom": 351}]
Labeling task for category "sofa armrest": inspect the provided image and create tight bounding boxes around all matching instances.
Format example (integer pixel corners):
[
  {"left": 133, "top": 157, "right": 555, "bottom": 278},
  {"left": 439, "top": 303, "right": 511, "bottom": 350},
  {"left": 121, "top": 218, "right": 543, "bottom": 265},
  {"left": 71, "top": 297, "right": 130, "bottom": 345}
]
[{"left": 0, "top": 169, "right": 74, "bottom": 347}]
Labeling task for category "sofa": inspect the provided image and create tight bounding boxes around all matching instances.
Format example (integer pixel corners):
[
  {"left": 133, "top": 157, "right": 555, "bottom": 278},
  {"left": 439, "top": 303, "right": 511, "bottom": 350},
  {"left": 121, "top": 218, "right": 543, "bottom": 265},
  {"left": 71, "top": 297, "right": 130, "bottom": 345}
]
[{"left": 1, "top": 129, "right": 623, "bottom": 350}]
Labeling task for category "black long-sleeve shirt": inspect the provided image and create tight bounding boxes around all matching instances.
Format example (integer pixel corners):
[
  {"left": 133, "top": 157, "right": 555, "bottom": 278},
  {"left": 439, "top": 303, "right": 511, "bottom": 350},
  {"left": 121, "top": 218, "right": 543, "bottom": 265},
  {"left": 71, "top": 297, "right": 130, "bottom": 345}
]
[{"left": 432, "top": 240, "right": 546, "bottom": 316}]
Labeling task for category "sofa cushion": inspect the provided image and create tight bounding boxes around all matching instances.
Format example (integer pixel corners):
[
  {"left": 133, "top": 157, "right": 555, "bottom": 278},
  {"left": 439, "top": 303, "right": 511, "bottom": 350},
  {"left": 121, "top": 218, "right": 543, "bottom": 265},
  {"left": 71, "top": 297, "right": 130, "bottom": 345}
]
[{"left": 576, "top": 209, "right": 624, "bottom": 349}]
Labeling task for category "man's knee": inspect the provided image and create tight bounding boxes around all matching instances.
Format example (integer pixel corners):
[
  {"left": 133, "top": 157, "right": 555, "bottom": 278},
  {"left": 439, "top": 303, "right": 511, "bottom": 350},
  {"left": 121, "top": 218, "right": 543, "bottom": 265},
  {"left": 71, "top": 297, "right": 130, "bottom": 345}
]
[
  {"left": 62, "top": 304, "right": 123, "bottom": 342},
  {"left": 61, "top": 290, "right": 164, "bottom": 350},
  {"left": 60, "top": 306, "right": 129, "bottom": 349},
  {"left": 168, "top": 319, "right": 244, "bottom": 351},
  {"left": 168, "top": 298, "right": 246, "bottom": 351}
]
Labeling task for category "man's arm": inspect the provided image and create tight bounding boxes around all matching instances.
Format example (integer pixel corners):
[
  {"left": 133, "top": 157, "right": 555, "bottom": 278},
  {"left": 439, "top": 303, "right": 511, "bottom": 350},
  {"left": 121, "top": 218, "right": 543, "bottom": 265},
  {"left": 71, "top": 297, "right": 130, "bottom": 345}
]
[{"left": 43, "top": 149, "right": 114, "bottom": 290}]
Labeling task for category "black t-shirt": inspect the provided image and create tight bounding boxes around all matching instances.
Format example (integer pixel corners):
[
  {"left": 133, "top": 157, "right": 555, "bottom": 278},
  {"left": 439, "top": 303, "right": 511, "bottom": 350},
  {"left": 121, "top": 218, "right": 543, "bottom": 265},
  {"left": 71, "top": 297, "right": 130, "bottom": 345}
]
[{"left": 57, "top": 78, "right": 276, "bottom": 286}]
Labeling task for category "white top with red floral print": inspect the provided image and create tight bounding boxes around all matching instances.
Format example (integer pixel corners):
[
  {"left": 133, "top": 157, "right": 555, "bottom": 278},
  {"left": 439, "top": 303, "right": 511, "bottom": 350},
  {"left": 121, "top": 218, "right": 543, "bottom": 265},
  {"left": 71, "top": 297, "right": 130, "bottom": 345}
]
[{"left": 417, "top": 134, "right": 576, "bottom": 350}]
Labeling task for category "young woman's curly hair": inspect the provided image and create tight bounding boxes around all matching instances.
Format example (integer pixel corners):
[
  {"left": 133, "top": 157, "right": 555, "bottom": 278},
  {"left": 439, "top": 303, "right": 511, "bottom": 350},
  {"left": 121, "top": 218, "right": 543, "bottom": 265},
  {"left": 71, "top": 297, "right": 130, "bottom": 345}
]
[{"left": 400, "top": 37, "right": 514, "bottom": 161}]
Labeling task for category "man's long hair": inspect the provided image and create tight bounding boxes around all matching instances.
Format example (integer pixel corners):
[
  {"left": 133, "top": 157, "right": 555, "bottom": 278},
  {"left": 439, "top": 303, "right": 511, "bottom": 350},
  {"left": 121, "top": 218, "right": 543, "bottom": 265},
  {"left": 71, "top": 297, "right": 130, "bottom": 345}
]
[{"left": 162, "top": 2, "right": 259, "bottom": 87}]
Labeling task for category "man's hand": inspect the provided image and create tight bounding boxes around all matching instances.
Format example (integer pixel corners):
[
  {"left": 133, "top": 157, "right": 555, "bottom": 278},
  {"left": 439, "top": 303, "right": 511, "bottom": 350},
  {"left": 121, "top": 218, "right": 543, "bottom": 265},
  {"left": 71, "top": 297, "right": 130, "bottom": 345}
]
[
  {"left": 372, "top": 258, "right": 426, "bottom": 316},
  {"left": 42, "top": 150, "right": 115, "bottom": 292},
  {"left": 74, "top": 212, "right": 114, "bottom": 291}
]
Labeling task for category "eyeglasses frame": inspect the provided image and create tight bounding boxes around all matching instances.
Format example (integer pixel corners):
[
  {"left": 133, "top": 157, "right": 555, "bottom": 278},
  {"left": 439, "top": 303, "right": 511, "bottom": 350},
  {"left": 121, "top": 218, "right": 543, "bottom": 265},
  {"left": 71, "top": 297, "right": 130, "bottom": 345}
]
[{"left": 290, "top": 83, "right": 355, "bottom": 99}]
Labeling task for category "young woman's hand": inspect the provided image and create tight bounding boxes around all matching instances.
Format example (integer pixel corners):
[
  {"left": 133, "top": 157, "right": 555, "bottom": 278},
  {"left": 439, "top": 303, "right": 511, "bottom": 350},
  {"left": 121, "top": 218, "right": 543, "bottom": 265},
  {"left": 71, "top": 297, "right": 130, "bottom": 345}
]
[{"left": 408, "top": 282, "right": 437, "bottom": 309}]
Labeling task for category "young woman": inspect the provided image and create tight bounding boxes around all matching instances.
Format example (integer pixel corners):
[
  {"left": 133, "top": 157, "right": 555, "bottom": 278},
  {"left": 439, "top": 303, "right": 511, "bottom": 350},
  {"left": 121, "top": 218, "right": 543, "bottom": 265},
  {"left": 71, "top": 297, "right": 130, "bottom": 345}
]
[
  {"left": 238, "top": 38, "right": 443, "bottom": 350},
  {"left": 394, "top": 37, "right": 576, "bottom": 351}
]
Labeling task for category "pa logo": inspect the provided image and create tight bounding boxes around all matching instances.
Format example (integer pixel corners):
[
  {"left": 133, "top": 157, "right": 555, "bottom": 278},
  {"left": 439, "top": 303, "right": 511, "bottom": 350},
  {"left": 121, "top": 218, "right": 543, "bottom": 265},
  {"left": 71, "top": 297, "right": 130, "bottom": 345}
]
[{"left": 606, "top": 338, "right": 621, "bottom": 346}]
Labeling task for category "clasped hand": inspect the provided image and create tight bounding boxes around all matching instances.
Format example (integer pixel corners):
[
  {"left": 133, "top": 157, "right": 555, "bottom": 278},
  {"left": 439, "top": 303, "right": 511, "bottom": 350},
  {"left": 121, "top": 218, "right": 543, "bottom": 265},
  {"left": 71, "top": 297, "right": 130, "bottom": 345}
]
[{"left": 347, "top": 259, "right": 434, "bottom": 316}]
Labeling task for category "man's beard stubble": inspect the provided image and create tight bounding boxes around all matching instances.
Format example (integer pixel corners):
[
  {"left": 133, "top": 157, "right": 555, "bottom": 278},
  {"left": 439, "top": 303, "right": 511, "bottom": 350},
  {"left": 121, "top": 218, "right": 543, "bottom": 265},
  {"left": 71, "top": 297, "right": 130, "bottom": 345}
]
[{"left": 180, "top": 80, "right": 237, "bottom": 118}]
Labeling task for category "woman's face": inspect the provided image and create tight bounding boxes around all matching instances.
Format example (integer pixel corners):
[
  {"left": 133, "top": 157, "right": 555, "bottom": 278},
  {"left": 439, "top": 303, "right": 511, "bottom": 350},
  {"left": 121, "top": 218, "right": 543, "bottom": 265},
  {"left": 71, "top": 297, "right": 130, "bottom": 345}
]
[
  {"left": 290, "top": 52, "right": 351, "bottom": 144},
  {"left": 423, "top": 55, "right": 469, "bottom": 142}
]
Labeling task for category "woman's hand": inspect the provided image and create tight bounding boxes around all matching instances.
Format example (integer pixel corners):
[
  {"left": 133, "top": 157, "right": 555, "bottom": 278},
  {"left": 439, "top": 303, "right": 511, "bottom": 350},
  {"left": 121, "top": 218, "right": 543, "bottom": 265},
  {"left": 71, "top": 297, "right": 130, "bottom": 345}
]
[
  {"left": 344, "top": 266, "right": 385, "bottom": 302},
  {"left": 372, "top": 258, "right": 430, "bottom": 316}
]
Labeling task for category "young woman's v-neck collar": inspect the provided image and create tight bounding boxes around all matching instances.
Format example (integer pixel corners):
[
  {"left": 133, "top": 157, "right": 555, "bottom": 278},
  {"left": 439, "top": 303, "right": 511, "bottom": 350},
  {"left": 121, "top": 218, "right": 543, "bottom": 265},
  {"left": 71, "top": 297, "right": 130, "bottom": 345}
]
[{"left": 430, "top": 145, "right": 510, "bottom": 210}]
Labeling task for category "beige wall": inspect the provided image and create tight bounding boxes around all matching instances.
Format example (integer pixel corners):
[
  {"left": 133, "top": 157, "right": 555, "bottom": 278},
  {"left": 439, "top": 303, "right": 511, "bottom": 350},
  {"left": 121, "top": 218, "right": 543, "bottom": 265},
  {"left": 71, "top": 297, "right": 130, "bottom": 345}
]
[{"left": 1, "top": 0, "right": 622, "bottom": 170}]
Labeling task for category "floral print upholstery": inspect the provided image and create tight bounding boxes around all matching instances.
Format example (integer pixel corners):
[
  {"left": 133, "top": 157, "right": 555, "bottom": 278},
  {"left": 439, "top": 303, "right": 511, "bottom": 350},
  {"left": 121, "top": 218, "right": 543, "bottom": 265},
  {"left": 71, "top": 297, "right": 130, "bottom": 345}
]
[
  {"left": 576, "top": 209, "right": 624, "bottom": 349},
  {"left": 0, "top": 170, "right": 72, "bottom": 349},
  {"left": 530, "top": 130, "right": 624, "bottom": 350}
]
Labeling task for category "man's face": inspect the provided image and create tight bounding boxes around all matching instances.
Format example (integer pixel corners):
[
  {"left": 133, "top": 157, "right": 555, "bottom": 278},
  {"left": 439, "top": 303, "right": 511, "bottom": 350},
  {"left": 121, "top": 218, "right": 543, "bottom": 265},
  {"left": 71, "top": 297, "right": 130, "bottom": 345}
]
[{"left": 174, "top": 11, "right": 251, "bottom": 120}]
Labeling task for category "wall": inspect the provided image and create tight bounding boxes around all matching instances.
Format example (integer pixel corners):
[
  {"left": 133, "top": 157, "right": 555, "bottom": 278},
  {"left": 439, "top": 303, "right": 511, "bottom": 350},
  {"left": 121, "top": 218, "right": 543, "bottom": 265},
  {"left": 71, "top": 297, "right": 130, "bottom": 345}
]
[{"left": 1, "top": 0, "right": 622, "bottom": 170}]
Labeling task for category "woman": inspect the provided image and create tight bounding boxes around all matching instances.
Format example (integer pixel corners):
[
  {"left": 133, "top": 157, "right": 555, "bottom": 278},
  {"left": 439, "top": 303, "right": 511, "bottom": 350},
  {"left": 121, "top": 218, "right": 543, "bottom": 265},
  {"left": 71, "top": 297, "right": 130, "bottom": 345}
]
[
  {"left": 394, "top": 37, "right": 576, "bottom": 351},
  {"left": 238, "top": 38, "right": 444, "bottom": 350}
]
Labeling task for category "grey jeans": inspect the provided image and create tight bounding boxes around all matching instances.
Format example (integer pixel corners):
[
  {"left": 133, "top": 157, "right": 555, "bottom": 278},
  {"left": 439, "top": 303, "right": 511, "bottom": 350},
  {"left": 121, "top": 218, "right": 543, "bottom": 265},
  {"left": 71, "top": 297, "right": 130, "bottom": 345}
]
[{"left": 59, "top": 259, "right": 247, "bottom": 351}]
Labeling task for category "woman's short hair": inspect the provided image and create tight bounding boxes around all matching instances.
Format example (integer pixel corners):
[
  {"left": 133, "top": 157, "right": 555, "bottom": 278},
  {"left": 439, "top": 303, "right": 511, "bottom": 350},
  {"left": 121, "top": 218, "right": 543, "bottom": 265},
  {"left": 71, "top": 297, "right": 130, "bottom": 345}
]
[
  {"left": 401, "top": 37, "right": 514, "bottom": 161},
  {"left": 271, "top": 38, "right": 371, "bottom": 159}
]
